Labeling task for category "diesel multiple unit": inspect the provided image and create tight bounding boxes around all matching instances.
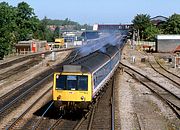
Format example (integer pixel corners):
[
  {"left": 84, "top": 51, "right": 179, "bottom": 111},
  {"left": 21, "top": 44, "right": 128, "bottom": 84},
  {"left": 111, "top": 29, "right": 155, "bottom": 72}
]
[{"left": 53, "top": 43, "right": 124, "bottom": 110}]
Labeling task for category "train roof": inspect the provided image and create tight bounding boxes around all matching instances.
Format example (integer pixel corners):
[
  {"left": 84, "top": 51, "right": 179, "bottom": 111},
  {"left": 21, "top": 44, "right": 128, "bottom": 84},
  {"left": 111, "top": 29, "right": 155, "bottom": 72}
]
[
  {"left": 61, "top": 44, "right": 120, "bottom": 73},
  {"left": 101, "top": 44, "right": 119, "bottom": 57},
  {"left": 75, "top": 51, "right": 110, "bottom": 73}
]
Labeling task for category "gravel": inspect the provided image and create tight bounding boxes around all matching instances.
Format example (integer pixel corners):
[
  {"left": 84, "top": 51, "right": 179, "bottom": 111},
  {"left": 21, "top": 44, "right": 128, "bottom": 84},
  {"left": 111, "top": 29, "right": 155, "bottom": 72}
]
[{"left": 115, "top": 44, "right": 180, "bottom": 130}]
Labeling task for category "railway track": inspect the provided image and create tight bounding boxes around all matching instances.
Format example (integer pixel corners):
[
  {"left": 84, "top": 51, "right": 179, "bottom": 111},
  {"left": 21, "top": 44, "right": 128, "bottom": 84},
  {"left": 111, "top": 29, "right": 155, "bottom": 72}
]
[
  {"left": 0, "top": 48, "right": 74, "bottom": 86},
  {"left": 1, "top": 46, "right": 119, "bottom": 129},
  {"left": 74, "top": 76, "right": 116, "bottom": 130},
  {"left": 0, "top": 48, "right": 74, "bottom": 70},
  {"left": 29, "top": 105, "right": 80, "bottom": 130},
  {"left": 0, "top": 48, "right": 76, "bottom": 114},
  {"left": 121, "top": 63, "right": 180, "bottom": 119},
  {"left": 0, "top": 72, "right": 53, "bottom": 122},
  {"left": 47, "top": 115, "right": 63, "bottom": 130},
  {"left": 0, "top": 48, "right": 97, "bottom": 129},
  {"left": 32, "top": 101, "right": 54, "bottom": 130},
  {"left": 147, "top": 53, "right": 180, "bottom": 88},
  {"left": 0, "top": 67, "right": 53, "bottom": 110},
  {"left": 28, "top": 74, "right": 116, "bottom": 130},
  {"left": 0, "top": 57, "right": 42, "bottom": 81},
  {"left": 0, "top": 51, "right": 73, "bottom": 123},
  {"left": 5, "top": 87, "right": 51, "bottom": 130}
]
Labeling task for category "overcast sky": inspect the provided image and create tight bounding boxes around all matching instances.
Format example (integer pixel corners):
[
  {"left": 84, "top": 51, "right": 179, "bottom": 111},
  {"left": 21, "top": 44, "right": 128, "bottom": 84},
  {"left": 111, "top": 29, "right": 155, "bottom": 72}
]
[{"left": 4, "top": 0, "right": 180, "bottom": 25}]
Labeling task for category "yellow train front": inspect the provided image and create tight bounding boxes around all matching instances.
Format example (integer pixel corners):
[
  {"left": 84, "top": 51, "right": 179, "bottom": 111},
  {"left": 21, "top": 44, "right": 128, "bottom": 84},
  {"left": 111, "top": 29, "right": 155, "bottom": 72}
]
[{"left": 53, "top": 65, "right": 92, "bottom": 110}]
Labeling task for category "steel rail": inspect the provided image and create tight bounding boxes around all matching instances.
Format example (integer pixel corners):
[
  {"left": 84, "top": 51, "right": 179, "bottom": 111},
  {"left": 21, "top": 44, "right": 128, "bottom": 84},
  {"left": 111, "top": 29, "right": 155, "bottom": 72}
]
[
  {"left": 32, "top": 101, "right": 54, "bottom": 130},
  {"left": 0, "top": 73, "right": 53, "bottom": 114},
  {"left": 124, "top": 68, "right": 180, "bottom": 119},
  {"left": 47, "top": 116, "right": 63, "bottom": 130},
  {"left": 147, "top": 55, "right": 180, "bottom": 87},
  {"left": 5, "top": 87, "right": 52, "bottom": 130},
  {"left": 120, "top": 62, "right": 180, "bottom": 100},
  {"left": 73, "top": 96, "right": 101, "bottom": 130},
  {"left": 154, "top": 56, "right": 180, "bottom": 78},
  {"left": 73, "top": 110, "right": 90, "bottom": 130},
  {"left": 0, "top": 47, "right": 74, "bottom": 70},
  {"left": 111, "top": 76, "right": 115, "bottom": 130},
  {"left": 87, "top": 102, "right": 98, "bottom": 130},
  {"left": 0, "top": 48, "right": 74, "bottom": 102},
  {"left": 0, "top": 59, "right": 41, "bottom": 81}
]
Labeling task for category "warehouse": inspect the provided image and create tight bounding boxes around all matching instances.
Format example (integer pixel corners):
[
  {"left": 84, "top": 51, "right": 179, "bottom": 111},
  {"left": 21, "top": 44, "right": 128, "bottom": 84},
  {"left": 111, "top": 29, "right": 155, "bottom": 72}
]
[{"left": 156, "top": 35, "right": 180, "bottom": 52}]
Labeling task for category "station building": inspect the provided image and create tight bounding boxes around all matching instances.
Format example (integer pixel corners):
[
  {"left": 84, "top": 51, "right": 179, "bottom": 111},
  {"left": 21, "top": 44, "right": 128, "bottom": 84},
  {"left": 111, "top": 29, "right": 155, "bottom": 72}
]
[
  {"left": 15, "top": 40, "right": 49, "bottom": 54},
  {"left": 156, "top": 35, "right": 180, "bottom": 52}
]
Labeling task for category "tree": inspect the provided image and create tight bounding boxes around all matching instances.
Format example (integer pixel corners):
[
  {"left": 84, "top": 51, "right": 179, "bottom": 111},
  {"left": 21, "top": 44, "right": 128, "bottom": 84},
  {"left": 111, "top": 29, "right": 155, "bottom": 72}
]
[
  {"left": 16, "top": 2, "right": 39, "bottom": 41},
  {"left": 144, "top": 24, "right": 161, "bottom": 41},
  {"left": 54, "top": 26, "right": 60, "bottom": 38},
  {"left": 36, "top": 16, "right": 48, "bottom": 40},
  {"left": 164, "top": 13, "right": 180, "bottom": 34},
  {"left": 81, "top": 24, "right": 93, "bottom": 30},
  {"left": 0, "top": 2, "right": 16, "bottom": 59},
  {"left": 0, "top": 1, "right": 93, "bottom": 59},
  {"left": 132, "top": 14, "right": 151, "bottom": 40}
]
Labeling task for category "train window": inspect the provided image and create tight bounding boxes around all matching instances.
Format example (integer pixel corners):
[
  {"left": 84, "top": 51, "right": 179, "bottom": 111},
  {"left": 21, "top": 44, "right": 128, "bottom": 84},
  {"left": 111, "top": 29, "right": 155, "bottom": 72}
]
[
  {"left": 56, "top": 75, "right": 66, "bottom": 89},
  {"left": 56, "top": 75, "right": 88, "bottom": 91},
  {"left": 67, "top": 76, "right": 77, "bottom": 90},
  {"left": 78, "top": 76, "right": 88, "bottom": 91}
]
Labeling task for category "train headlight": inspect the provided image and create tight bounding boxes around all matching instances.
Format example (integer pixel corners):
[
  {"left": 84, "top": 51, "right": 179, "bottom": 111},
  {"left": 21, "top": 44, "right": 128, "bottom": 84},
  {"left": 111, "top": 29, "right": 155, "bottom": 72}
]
[
  {"left": 57, "top": 95, "right": 61, "bottom": 100},
  {"left": 81, "top": 96, "right": 85, "bottom": 101}
]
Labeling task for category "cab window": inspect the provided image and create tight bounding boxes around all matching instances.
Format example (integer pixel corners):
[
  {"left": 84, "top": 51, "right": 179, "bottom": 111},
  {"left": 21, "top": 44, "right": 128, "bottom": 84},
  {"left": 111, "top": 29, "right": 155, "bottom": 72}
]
[
  {"left": 55, "top": 75, "right": 88, "bottom": 91},
  {"left": 56, "top": 75, "right": 66, "bottom": 89},
  {"left": 78, "top": 76, "right": 88, "bottom": 91},
  {"left": 67, "top": 76, "right": 77, "bottom": 90}
]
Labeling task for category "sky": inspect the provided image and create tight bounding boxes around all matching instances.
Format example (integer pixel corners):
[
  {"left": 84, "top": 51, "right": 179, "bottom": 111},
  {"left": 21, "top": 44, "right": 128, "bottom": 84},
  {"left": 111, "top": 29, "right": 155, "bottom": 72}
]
[{"left": 3, "top": 0, "right": 180, "bottom": 25}]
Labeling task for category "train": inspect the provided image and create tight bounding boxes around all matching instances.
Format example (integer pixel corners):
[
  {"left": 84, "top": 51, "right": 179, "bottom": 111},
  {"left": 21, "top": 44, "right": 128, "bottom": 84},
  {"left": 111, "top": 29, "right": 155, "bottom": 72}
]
[{"left": 52, "top": 41, "right": 125, "bottom": 111}]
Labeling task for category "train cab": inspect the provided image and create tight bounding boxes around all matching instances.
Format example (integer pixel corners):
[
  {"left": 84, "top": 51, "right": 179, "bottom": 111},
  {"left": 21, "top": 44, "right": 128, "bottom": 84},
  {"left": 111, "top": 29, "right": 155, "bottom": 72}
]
[{"left": 53, "top": 65, "right": 92, "bottom": 109}]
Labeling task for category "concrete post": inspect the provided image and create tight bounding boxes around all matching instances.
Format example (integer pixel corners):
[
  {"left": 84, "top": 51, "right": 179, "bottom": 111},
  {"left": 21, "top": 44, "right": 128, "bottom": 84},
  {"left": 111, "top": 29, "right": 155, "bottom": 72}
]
[{"left": 51, "top": 51, "right": 56, "bottom": 61}]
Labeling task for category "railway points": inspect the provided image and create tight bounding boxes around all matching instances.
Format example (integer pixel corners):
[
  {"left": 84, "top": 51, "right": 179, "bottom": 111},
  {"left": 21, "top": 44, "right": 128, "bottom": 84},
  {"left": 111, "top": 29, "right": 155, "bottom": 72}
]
[{"left": 119, "top": 44, "right": 180, "bottom": 129}]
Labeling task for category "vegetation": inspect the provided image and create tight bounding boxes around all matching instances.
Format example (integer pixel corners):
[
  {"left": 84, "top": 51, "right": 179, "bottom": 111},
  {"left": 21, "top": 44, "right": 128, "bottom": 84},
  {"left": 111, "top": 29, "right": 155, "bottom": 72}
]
[
  {"left": 164, "top": 14, "right": 180, "bottom": 34},
  {"left": 0, "top": 1, "right": 92, "bottom": 59},
  {"left": 0, "top": 2, "right": 17, "bottom": 59},
  {"left": 45, "top": 18, "right": 92, "bottom": 30},
  {"left": 47, "top": 18, "right": 78, "bottom": 26},
  {"left": 16, "top": 2, "right": 39, "bottom": 41},
  {"left": 132, "top": 13, "right": 180, "bottom": 41},
  {"left": 144, "top": 24, "right": 161, "bottom": 41},
  {"left": 132, "top": 14, "right": 151, "bottom": 40}
]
